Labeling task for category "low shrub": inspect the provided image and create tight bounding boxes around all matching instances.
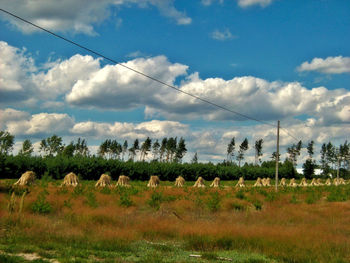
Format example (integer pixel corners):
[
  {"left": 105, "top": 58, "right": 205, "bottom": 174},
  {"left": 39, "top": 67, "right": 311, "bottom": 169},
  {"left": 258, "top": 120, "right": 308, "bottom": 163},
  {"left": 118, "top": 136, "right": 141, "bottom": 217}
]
[{"left": 31, "top": 190, "right": 52, "bottom": 214}]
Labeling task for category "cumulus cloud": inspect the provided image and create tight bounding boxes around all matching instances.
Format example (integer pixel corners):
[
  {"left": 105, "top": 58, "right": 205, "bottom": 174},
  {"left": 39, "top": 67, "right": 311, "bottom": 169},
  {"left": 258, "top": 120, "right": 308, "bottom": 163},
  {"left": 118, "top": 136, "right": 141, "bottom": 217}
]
[
  {"left": 0, "top": 41, "right": 37, "bottom": 103},
  {"left": 0, "top": 0, "right": 191, "bottom": 35},
  {"left": 211, "top": 29, "right": 236, "bottom": 41},
  {"left": 5, "top": 112, "right": 75, "bottom": 137},
  {"left": 66, "top": 55, "right": 188, "bottom": 110},
  {"left": 237, "top": 0, "right": 274, "bottom": 8},
  {"left": 297, "top": 56, "right": 350, "bottom": 74},
  {"left": 2, "top": 108, "right": 349, "bottom": 164}
]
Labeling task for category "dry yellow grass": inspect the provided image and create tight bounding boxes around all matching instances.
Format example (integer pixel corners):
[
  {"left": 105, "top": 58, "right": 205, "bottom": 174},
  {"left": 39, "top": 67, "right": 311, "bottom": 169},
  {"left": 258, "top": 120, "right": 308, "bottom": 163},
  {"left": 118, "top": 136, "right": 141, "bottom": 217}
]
[{"left": 1, "top": 180, "right": 350, "bottom": 262}]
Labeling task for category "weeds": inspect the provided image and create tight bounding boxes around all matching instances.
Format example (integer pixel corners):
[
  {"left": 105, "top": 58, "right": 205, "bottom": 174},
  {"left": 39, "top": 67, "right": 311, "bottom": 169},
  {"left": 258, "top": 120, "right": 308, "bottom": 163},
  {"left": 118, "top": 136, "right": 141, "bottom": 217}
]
[
  {"left": 206, "top": 191, "right": 221, "bottom": 212},
  {"left": 31, "top": 190, "right": 52, "bottom": 214},
  {"left": 119, "top": 192, "right": 133, "bottom": 207},
  {"left": 84, "top": 191, "right": 98, "bottom": 208},
  {"left": 235, "top": 189, "right": 246, "bottom": 200},
  {"left": 147, "top": 191, "right": 163, "bottom": 210}
]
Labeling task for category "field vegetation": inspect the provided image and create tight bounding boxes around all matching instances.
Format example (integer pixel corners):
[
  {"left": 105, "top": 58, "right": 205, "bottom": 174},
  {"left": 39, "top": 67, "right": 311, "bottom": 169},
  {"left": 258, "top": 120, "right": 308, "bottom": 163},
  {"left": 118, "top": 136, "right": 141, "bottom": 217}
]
[{"left": 1, "top": 178, "right": 350, "bottom": 262}]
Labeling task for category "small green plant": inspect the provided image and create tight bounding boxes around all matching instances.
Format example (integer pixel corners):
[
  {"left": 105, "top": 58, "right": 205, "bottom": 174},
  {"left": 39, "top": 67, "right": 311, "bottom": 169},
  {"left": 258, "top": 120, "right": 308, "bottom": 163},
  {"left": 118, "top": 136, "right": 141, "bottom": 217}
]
[
  {"left": 119, "top": 192, "right": 133, "bottom": 207},
  {"left": 230, "top": 202, "right": 245, "bottom": 211},
  {"left": 235, "top": 189, "right": 246, "bottom": 200},
  {"left": 85, "top": 191, "right": 98, "bottom": 208},
  {"left": 252, "top": 199, "right": 263, "bottom": 210},
  {"left": 147, "top": 191, "right": 163, "bottom": 210},
  {"left": 100, "top": 187, "right": 111, "bottom": 195},
  {"left": 31, "top": 190, "right": 52, "bottom": 214},
  {"left": 327, "top": 187, "right": 348, "bottom": 202},
  {"left": 72, "top": 185, "right": 85, "bottom": 197},
  {"left": 206, "top": 191, "right": 221, "bottom": 212},
  {"left": 305, "top": 190, "right": 322, "bottom": 204},
  {"left": 63, "top": 199, "right": 72, "bottom": 209},
  {"left": 290, "top": 194, "right": 299, "bottom": 204}
]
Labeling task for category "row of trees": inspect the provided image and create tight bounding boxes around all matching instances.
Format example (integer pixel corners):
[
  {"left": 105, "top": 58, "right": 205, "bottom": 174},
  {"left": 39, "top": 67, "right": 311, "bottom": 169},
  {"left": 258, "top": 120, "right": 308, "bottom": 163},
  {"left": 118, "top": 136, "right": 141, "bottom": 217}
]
[
  {"left": 1, "top": 130, "right": 349, "bottom": 178},
  {"left": 225, "top": 136, "right": 350, "bottom": 177},
  {"left": 97, "top": 137, "right": 187, "bottom": 163}
]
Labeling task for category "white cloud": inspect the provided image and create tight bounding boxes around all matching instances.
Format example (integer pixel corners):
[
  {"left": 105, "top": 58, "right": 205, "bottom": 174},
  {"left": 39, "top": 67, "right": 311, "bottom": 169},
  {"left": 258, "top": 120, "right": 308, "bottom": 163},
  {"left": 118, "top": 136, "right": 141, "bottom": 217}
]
[
  {"left": 33, "top": 54, "right": 101, "bottom": 100},
  {"left": 0, "top": 41, "right": 36, "bottom": 102},
  {"left": 297, "top": 56, "right": 350, "bottom": 74},
  {"left": 5, "top": 112, "right": 74, "bottom": 136},
  {"left": 2, "top": 108, "right": 349, "bottom": 165},
  {"left": 2, "top": 41, "right": 350, "bottom": 128},
  {"left": 66, "top": 55, "right": 188, "bottom": 110},
  {"left": 237, "top": 0, "right": 274, "bottom": 8},
  {"left": 0, "top": 0, "right": 191, "bottom": 35},
  {"left": 211, "top": 29, "right": 236, "bottom": 41}
]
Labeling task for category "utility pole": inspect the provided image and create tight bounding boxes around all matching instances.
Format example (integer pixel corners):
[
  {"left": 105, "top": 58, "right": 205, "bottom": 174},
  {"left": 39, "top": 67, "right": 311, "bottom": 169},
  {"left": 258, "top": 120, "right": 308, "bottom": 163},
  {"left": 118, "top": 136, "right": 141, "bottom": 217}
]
[{"left": 275, "top": 120, "right": 280, "bottom": 192}]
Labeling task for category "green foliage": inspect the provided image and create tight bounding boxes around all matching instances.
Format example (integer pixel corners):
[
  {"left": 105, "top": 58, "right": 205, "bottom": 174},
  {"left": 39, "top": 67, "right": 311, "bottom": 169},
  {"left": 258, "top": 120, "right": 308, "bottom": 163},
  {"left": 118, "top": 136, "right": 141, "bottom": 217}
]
[
  {"left": 0, "top": 154, "right": 321, "bottom": 182},
  {"left": 206, "top": 191, "right": 221, "bottom": 212},
  {"left": 0, "top": 130, "right": 15, "bottom": 155},
  {"left": 303, "top": 159, "right": 316, "bottom": 179},
  {"left": 85, "top": 191, "right": 98, "bottom": 208},
  {"left": 119, "top": 192, "right": 133, "bottom": 207},
  {"left": 31, "top": 190, "right": 52, "bottom": 214},
  {"left": 327, "top": 186, "right": 348, "bottom": 202},
  {"left": 230, "top": 202, "right": 245, "bottom": 211},
  {"left": 147, "top": 191, "right": 164, "bottom": 210},
  {"left": 305, "top": 190, "right": 322, "bottom": 204},
  {"left": 252, "top": 199, "right": 262, "bottom": 210},
  {"left": 235, "top": 189, "right": 246, "bottom": 200}
]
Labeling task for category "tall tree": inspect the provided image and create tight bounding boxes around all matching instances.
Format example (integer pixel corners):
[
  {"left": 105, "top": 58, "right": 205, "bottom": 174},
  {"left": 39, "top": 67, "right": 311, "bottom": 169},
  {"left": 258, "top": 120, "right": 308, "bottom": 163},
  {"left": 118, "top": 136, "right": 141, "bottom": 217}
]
[
  {"left": 191, "top": 152, "right": 198, "bottom": 164},
  {"left": 237, "top": 138, "right": 249, "bottom": 167},
  {"left": 271, "top": 151, "right": 280, "bottom": 162},
  {"left": 303, "top": 140, "right": 316, "bottom": 179},
  {"left": 226, "top": 137, "right": 235, "bottom": 163},
  {"left": 254, "top": 139, "right": 263, "bottom": 165},
  {"left": 140, "top": 137, "right": 152, "bottom": 161},
  {"left": 39, "top": 135, "right": 63, "bottom": 157},
  {"left": 287, "top": 140, "right": 302, "bottom": 167},
  {"left": 75, "top": 138, "right": 89, "bottom": 157},
  {"left": 166, "top": 137, "right": 177, "bottom": 162},
  {"left": 160, "top": 138, "right": 167, "bottom": 162},
  {"left": 62, "top": 142, "right": 75, "bottom": 157},
  {"left": 18, "top": 139, "right": 34, "bottom": 156},
  {"left": 128, "top": 139, "right": 139, "bottom": 161},
  {"left": 307, "top": 140, "right": 314, "bottom": 159},
  {"left": 122, "top": 140, "right": 128, "bottom": 161},
  {"left": 0, "top": 131, "right": 14, "bottom": 155},
  {"left": 320, "top": 143, "right": 329, "bottom": 175},
  {"left": 152, "top": 139, "right": 160, "bottom": 161},
  {"left": 175, "top": 137, "right": 187, "bottom": 163},
  {"left": 110, "top": 140, "right": 122, "bottom": 159}
]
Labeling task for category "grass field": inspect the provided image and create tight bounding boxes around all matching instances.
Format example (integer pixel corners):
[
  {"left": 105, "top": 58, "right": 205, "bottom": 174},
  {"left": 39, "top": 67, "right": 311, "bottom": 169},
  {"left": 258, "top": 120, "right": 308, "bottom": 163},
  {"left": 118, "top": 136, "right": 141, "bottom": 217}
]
[{"left": 1, "top": 178, "right": 350, "bottom": 263}]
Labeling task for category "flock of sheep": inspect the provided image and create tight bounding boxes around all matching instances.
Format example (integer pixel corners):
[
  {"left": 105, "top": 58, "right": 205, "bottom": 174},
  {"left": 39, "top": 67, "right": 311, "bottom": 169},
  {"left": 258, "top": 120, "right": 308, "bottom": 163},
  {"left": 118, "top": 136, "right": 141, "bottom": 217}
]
[{"left": 12, "top": 171, "right": 348, "bottom": 188}]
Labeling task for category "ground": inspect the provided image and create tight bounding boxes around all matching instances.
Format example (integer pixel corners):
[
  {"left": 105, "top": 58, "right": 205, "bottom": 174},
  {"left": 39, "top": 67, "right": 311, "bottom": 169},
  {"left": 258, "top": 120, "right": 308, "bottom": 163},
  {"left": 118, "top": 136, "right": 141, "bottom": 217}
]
[{"left": 1, "top": 179, "right": 350, "bottom": 263}]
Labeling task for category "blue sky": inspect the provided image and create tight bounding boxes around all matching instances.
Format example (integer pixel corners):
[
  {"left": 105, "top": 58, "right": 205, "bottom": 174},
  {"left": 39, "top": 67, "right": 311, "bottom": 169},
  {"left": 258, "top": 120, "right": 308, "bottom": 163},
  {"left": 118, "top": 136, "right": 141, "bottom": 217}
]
[{"left": 0, "top": 0, "right": 349, "bottom": 164}]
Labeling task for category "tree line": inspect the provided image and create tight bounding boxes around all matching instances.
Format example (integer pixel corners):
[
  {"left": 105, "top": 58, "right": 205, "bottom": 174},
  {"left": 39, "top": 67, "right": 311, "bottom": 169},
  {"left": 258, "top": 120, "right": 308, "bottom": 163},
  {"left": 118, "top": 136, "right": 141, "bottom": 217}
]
[{"left": 0, "top": 130, "right": 349, "bottom": 179}]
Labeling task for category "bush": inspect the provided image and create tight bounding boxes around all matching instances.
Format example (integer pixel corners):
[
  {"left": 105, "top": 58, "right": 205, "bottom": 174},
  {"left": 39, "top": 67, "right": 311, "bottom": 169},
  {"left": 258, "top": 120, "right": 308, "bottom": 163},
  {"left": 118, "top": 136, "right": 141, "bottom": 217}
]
[
  {"left": 206, "top": 191, "right": 221, "bottom": 212},
  {"left": 147, "top": 191, "right": 164, "bottom": 210},
  {"left": 31, "top": 190, "right": 52, "bottom": 214},
  {"left": 119, "top": 192, "right": 133, "bottom": 207}
]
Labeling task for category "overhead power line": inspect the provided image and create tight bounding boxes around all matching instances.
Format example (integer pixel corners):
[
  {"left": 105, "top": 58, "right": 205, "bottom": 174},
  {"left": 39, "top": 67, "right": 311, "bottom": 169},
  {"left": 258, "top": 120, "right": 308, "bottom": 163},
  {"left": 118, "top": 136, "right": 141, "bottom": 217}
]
[
  {"left": 1, "top": 8, "right": 301, "bottom": 143},
  {"left": 0, "top": 8, "right": 279, "bottom": 127}
]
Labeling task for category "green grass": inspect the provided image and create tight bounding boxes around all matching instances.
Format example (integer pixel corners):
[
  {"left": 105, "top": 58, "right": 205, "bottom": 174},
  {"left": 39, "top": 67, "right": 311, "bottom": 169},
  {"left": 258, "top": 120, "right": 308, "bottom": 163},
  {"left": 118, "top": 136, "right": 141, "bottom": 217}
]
[{"left": 0, "top": 237, "right": 273, "bottom": 263}]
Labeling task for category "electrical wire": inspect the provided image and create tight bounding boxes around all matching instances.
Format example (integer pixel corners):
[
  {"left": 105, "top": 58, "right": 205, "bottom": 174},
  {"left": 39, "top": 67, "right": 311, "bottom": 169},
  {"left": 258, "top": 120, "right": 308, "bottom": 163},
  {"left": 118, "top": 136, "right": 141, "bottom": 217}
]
[{"left": 1, "top": 8, "right": 303, "bottom": 144}]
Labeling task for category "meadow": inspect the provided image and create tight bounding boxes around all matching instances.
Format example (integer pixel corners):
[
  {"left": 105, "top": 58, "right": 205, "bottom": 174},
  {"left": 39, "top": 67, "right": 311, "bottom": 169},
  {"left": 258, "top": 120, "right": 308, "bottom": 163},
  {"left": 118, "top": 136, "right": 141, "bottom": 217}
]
[{"left": 1, "top": 178, "right": 350, "bottom": 263}]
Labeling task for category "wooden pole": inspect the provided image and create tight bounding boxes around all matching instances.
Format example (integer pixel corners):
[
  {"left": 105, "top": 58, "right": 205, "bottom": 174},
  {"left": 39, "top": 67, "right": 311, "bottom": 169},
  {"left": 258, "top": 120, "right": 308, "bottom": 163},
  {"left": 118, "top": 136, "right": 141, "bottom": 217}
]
[{"left": 275, "top": 120, "right": 280, "bottom": 192}]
